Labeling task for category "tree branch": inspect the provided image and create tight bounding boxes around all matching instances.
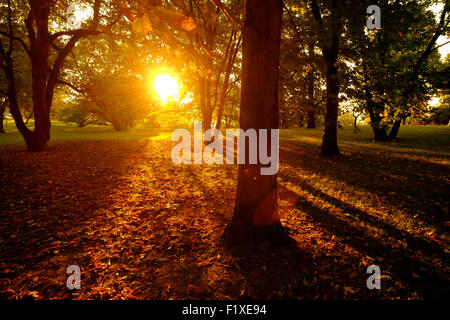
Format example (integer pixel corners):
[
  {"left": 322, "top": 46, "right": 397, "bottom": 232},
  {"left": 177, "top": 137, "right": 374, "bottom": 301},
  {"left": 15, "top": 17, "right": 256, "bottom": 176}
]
[
  {"left": 57, "top": 80, "right": 85, "bottom": 94},
  {"left": 0, "top": 32, "right": 31, "bottom": 57}
]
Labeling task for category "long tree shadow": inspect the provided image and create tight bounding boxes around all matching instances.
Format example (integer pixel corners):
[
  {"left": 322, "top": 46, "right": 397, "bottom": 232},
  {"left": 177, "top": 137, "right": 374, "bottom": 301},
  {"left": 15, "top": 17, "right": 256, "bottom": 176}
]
[
  {"left": 279, "top": 139, "right": 450, "bottom": 234},
  {"left": 290, "top": 185, "right": 450, "bottom": 299},
  {"left": 279, "top": 172, "right": 449, "bottom": 260}
]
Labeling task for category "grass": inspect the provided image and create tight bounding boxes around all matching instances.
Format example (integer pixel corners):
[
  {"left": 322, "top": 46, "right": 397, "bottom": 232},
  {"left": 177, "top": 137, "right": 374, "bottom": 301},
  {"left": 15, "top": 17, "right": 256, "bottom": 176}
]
[
  {"left": 0, "top": 120, "right": 168, "bottom": 146},
  {"left": 2, "top": 120, "right": 449, "bottom": 152},
  {"left": 0, "top": 122, "right": 449, "bottom": 299}
]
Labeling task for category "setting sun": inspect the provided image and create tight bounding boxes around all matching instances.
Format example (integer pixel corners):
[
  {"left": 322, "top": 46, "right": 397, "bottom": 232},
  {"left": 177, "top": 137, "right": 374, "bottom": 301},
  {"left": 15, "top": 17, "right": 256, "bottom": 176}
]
[{"left": 153, "top": 73, "right": 181, "bottom": 104}]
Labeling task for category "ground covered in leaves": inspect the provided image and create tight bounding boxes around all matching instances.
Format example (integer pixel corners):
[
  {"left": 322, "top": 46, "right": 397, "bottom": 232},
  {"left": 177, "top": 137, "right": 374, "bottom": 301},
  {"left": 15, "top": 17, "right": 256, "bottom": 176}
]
[{"left": 0, "top": 127, "right": 449, "bottom": 299}]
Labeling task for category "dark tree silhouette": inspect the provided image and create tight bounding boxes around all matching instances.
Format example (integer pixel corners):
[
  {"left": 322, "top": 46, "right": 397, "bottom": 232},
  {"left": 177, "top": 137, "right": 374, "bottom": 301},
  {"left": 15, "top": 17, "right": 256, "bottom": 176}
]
[
  {"left": 225, "top": 0, "right": 285, "bottom": 244},
  {"left": 311, "top": 0, "right": 341, "bottom": 156}
]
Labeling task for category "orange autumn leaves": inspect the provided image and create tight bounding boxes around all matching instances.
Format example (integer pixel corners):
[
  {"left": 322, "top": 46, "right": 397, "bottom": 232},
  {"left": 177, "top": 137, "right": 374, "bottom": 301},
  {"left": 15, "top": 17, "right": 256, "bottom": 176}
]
[{"left": 113, "top": 0, "right": 197, "bottom": 36}]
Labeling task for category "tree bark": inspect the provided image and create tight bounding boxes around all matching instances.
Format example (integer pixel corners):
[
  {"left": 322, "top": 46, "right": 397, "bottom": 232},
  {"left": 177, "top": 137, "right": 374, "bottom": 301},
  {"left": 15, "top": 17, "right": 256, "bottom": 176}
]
[
  {"left": 199, "top": 76, "right": 213, "bottom": 131},
  {"left": 311, "top": 0, "right": 341, "bottom": 156},
  {"left": 27, "top": 3, "right": 52, "bottom": 151},
  {"left": 298, "top": 113, "right": 304, "bottom": 127},
  {"left": 306, "top": 48, "right": 316, "bottom": 129},
  {"left": 0, "top": 101, "right": 6, "bottom": 133},
  {"left": 388, "top": 118, "right": 402, "bottom": 140},
  {"left": 306, "top": 110, "right": 315, "bottom": 129},
  {"left": 321, "top": 55, "right": 340, "bottom": 155},
  {"left": 224, "top": 0, "right": 284, "bottom": 245},
  {"left": 364, "top": 85, "right": 389, "bottom": 141}
]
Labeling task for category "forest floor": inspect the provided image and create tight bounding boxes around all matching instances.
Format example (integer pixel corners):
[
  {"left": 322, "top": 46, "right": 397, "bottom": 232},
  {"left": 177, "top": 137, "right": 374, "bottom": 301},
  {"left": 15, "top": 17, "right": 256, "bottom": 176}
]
[{"left": 0, "top": 124, "right": 449, "bottom": 299}]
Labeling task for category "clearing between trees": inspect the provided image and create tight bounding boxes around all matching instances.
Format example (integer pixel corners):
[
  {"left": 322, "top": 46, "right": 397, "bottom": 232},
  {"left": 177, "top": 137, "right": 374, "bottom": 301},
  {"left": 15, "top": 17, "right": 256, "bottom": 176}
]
[{"left": 0, "top": 125, "right": 449, "bottom": 299}]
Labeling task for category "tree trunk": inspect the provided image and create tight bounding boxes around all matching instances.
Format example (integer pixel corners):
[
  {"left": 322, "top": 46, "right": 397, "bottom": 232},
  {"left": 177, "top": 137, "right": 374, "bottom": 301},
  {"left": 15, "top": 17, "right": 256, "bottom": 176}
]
[
  {"left": 321, "top": 57, "right": 340, "bottom": 155},
  {"left": 25, "top": 1, "right": 50, "bottom": 151},
  {"left": 388, "top": 119, "right": 402, "bottom": 140},
  {"left": 23, "top": 1, "right": 52, "bottom": 151},
  {"left": 216, "top": 33, "right": 241, "bottom": 131},
  {"left": 299, "top": 113, "right": 304, "bottom": 127},
  {"left": 224, "top": 0, "right": 284, "bottom": 245},
  {"left": 0, "top": 102, "right": 6, "bottom": 133},
  {"left": 2, "top": 0, "right": 101, "bottom": 151},
  {"left": 199, "top": 76, "right": 213, "bottom": 131},
  {"left": 306, "top": 110, "right": 315, "bottom": 129},
  {"left": 365, "top": 86, "right": 389, "bottom": 141},
  {"left": 306, "top": 53, "right": 316, "bottom": 129},
  {"left": 311, "top": 0, "right": 341, "bottom": 156},
  {"left": 372, "top": 126, "right": 388, "bottom": 141}
]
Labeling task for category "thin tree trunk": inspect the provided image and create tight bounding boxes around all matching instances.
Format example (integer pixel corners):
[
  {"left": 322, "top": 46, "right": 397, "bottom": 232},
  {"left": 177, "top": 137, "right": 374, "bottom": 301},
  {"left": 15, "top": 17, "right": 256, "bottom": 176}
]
[
  {"left": 224, "top": 0, "right": 284, "bottom": 245},
  {"left": 2, "top": 50, "right": 32, "bottom": 143},
  {"left": 216, "top": 33, "right": 241, "bottom": 131},
  {"left": 199, "top": 76, "right": 213, "bottom": 131},
  {"left": 306, "top": 45, "right": 316, "bottom": 129},
  {"left": 25, "top": 110, "right": 33, "bottom": 124},
  {"left": 0, "top": 102, "right": 6, "bottom": 133}
]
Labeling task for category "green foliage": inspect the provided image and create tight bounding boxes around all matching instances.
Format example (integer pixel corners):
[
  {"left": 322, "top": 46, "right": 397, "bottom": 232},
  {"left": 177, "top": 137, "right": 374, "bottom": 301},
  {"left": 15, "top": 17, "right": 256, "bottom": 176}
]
[
  {"left": 345, "top": 0, "right": 448, "bottom": 127},
  {"left": 85, "top": 75, "right": 155, "bottom": 131},
  {"left": 429, "top": 100, "right": 450, "bottom": 124},
  {"left": 56, "top": 100, "right": 99, "bottom": 127}
]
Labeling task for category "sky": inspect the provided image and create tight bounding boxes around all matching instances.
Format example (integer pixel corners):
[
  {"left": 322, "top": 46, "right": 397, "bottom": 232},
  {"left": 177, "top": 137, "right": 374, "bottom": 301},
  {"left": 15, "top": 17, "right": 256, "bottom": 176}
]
[{"left": 430, "top": 3, "right": 449, "bottom": 59}]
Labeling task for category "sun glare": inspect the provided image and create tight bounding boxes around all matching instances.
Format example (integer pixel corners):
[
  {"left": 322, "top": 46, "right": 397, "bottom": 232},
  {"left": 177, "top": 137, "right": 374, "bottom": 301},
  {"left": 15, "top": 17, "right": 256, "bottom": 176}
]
[{"left": 153, "top": 74, "right": 181, "bottom": 104}]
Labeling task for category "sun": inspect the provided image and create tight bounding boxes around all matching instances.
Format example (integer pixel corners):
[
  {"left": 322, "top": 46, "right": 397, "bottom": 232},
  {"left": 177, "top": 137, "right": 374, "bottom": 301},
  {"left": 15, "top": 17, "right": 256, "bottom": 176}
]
[{"left": 153, "top": 74, "right": 181, "bottom": 104}]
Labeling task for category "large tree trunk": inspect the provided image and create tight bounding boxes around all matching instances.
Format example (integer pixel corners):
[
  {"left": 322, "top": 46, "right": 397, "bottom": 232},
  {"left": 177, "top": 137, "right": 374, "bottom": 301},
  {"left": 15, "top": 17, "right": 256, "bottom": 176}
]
[
  {"left": 23, "top": 1, "right": 52, "bottom": 151},
  {"left": 372, "top": 126, "right": 388, "bottom": 141},
  {"left": 224, "top": 0, "right": 284, "bottom": 244}
]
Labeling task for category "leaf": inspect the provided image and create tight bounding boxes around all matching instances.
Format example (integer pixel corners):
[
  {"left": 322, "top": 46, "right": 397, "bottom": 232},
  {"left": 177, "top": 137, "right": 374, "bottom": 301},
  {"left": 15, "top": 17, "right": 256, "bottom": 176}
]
[
  {"left": 132, "top": 17, "right": 144, "bottom": 36},
  {"left": 181, "top": 17, "right": 196, "bottom": 31},
  {"left": 142, "top": 14, "right": 153, "bottom": 33},
  {"left": 196, "top": 261, "right": 212, "bottom": 267}
]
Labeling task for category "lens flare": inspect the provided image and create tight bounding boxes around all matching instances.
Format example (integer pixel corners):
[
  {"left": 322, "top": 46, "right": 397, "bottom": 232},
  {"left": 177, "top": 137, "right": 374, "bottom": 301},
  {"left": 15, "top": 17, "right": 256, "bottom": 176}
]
[{"left": 153, "top": 74, "right": 180, "bottom": 104}]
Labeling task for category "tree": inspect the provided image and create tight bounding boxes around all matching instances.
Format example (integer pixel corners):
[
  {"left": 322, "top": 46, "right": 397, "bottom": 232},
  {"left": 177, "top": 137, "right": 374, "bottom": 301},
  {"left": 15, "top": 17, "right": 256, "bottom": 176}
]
[
  {"left": 0, "top": 95, "right": 6, "bottom": 133},
  {"left": 310, "top": 0, "right": 342, "bottom": 155},
  {"left": 281, "top": 1, "right": 325, "bottom": 130},
  {"left": 85, "top": 76, "right": 153, "bottom": 131},
  {"left": 121, "top": 0, "right": 243, "bottom": 131},
  {"left": 224, "top": 0, "right": 284, "bottom": 244},
  {"left": 346, "top": 0, "right": 449, "bottom": 141},
  {"left": 0, "top": 0, "right": 115, "bottom": 151}
]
